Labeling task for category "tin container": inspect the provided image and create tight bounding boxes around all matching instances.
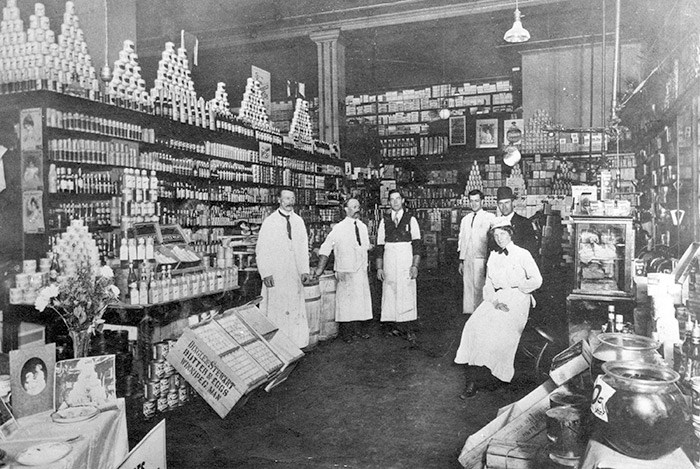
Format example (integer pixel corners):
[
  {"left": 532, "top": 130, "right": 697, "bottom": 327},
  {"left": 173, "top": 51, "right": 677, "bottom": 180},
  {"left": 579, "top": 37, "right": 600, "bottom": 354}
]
[
  {"left": 148, "top": 359, "right": 165, "bottom": 380},
  {"left": 159, "top": 377, "right": 169, "bottom": 396},
  {"left": 144, "top": 379, "right": 160, "bottom": 400},
  {"left": 152, "top": 341, "right": 169, "bottom": 361},
  {"left": 156, "top": 396, "right": 168, "bottom": 413},
  {"left": 142, "top": 399, "right": 156, "bottom": 419},
  {"left": 169, "top": 373, "right": 180, "bottom": 391},
  {"left": 178, "top": 385, "right": 188, "bottom": 405},
  {"left": 167, "top": 390, "right": 179, "bottom": 410},
  {"left": 162, "top": 360, "right": 175, "bottom": 377}
]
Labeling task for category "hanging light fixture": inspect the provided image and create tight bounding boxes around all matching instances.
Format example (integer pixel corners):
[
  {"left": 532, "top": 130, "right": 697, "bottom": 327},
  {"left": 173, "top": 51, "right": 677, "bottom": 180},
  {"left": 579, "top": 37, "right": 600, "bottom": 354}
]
[
  {"left": 99, "top": 0, "right": 112, "bottom": 84},
  {"left": 504, "top": 0, "right": 530, "bottom": 43}
]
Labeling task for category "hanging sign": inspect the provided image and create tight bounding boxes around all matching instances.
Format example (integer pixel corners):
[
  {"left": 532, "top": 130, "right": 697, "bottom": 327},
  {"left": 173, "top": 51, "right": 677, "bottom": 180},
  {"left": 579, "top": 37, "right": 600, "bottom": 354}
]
[{"left": 251, "top": 66, "right": 271, "bottom": 114}]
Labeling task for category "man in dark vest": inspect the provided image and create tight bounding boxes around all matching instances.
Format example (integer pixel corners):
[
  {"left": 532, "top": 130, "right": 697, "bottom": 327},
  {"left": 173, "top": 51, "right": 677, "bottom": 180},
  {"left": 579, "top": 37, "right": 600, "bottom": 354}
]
[
  {"left": 493, "top": 186, "right": 538, "bottom": 259},
  {"left": 376, "top": 189, "right": 422, "bottom": 345}
]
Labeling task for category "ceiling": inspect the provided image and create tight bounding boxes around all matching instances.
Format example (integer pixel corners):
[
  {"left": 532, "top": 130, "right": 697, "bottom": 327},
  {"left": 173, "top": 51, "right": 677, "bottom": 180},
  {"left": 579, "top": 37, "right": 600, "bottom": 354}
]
[{"left": 133, "top": 0, "right": 668, "bottom": 102}]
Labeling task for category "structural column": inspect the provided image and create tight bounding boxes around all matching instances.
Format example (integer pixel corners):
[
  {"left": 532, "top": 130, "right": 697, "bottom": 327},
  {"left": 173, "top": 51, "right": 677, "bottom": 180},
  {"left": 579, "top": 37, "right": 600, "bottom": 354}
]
[{"left": 310, "top": 29, "right": 345, "bottom": 146}]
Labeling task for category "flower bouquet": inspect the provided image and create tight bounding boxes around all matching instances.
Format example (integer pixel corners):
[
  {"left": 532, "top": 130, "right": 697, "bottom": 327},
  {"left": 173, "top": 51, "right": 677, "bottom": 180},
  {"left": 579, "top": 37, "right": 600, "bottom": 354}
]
[{"left": 35, "top": 263, "right": 120, "bottom": 358}]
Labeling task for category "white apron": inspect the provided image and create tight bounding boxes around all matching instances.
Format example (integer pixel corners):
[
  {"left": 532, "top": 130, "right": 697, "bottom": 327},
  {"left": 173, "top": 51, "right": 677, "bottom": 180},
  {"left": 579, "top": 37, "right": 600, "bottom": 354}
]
[
  {"left": 454, "top": 287, "right": 531, "bottom": 382},
  {"left": 260, "top": 275, "right": 309, "bottom": 349},
  {"left": 335, "top": 270, "right": 372, "bottom": 322},
  {"left": 381, "top": 242, "right": 417, "bottom": 322},
  {"left": 462, "top": 257, "right": 487, "bottom": 315}
]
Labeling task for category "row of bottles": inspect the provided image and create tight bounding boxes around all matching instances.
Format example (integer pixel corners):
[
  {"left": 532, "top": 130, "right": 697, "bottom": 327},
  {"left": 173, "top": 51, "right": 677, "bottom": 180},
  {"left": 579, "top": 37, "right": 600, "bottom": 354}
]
[
  {"left": 124, "top": 263, "right": 238, "bottom": 306},
  {"left": 49, "top": 166, "right": 118, "bottom": 195},
  {"left": 48, "top": 138, "right": 138, "bottom": 167},
  {"left": 48, "top": 201, "right": 114, "bottom": 230},
  {"left": 45, "top": 108, "right": 155, "bottom": 142},
  {"left": 119, "top": 236, "right": 157, "bottom": 267}
]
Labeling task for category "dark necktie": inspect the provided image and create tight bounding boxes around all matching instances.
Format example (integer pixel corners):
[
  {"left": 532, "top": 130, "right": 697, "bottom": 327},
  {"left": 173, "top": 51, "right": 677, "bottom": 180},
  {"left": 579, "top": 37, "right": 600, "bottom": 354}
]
[
  {"left": 471, "top": 212, "right": 476, "bottom": 228},
  {"left": 498, "top": 247, "right": 509, "bottom": 256},
  {"left": 279, "top": 210, "right": 292, "bottom": 240},
  {"left": 354, "top": 221, "right": 361, "bottom": 246}
]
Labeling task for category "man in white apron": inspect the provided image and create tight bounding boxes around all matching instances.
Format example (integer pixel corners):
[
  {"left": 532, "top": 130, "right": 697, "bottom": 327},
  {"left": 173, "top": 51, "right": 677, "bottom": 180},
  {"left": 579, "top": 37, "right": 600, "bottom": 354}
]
[
  {"left": 314, "top": 198, "right": 372, "bottom": 343},
  {"left": 256, "top": 188, "right": 311, "bottom": 349},
  {"left": 454, "top": 218, "right": 542, "bottom": 398},
  {"left": 458, "top": 189, "right": 495, "bottom": 315},
  {"left": 376, "top": 189, "right": 421, "bottom": 345}
]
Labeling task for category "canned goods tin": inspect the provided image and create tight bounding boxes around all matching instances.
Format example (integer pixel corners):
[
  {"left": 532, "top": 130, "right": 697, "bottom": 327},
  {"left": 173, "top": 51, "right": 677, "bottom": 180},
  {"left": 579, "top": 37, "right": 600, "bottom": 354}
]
[
  {"left": 156, "top": 396, "right": 168, "bottom": 413},
  {"left": 169, "top": 374, "right": 180, "bottom": 391},
  {"left": 167, "top": 391, "right": 179, "bottom": 410},
  {"left": 144, "top": 379, "right": 160, "bottom": 400},
  {"left": 142, "top": 399, "right": 156, "bottom": 419},
  {"left": 159, "top": 377, "right": 169, "bottom": 396},
  {"left": 149, "top": 359, "right": 165, "bottom": 380},
  {"left": 162, "top": 360, "right": 175, "bottom": 377},
  {"left": 152, "top": 341, "right": 169, "bottom": 361},
  {"left": 178, "top": 385, "right": 188, "bottom": 405}
]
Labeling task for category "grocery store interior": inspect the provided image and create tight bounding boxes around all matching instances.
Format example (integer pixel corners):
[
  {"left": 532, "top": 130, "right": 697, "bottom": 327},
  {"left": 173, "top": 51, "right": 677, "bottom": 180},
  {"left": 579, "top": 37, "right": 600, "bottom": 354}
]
[{"left": 1, "top": 0, "right": 700, "bottom": 468}]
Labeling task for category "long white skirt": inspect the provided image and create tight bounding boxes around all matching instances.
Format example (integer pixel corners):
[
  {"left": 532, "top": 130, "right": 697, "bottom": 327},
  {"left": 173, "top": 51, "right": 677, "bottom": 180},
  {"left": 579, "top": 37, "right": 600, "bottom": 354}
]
[{"left": 454, "top": 287, "right": 531, "bottom": 382}]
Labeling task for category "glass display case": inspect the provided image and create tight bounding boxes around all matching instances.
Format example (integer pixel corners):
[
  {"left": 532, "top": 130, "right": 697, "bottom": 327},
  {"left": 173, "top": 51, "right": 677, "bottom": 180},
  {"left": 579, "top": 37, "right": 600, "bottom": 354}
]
[{"left": 571, "top": 216, "right": 634, "bottom": 298}]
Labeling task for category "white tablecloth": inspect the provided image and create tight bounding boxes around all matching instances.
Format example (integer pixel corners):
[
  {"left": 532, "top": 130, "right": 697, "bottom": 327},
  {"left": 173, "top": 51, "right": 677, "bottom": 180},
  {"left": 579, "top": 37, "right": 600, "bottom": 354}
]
[{"left": 1, "top": 398, "right": 128, "bottom": 468}]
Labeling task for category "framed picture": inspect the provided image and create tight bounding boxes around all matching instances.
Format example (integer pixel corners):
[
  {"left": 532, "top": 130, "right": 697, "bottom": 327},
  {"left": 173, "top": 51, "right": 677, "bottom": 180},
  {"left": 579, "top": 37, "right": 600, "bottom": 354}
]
[
  {"left": 476, "top": 118, "right": 498, "bottom": 149},
  {"left": 21, "top": 150, "right": 43, "bottom": 191},
  {"left": 10, "top": 343, "right": 55, "bottom": 418},
  {"left": 448, "top": 116, "right": 466, "bottom": 146},
  {"left": 20, "top": 108, "right": 42, "bottom": 152},
  {"left": 55, "top": 355, "right": 117, "bottom": 410}
]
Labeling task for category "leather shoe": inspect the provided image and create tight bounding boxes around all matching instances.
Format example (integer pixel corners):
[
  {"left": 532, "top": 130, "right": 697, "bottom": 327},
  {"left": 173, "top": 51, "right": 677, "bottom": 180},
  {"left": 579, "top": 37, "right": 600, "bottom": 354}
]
[{"left": 459, "top": 382, "right": 477, "bottom": 400}]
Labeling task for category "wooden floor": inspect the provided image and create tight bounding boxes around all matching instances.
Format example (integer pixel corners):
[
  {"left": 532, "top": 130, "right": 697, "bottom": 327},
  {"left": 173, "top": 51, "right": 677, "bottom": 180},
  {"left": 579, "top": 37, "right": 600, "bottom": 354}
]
[{"left": 125, "top": 269, "right": 569, "bottom": 468}]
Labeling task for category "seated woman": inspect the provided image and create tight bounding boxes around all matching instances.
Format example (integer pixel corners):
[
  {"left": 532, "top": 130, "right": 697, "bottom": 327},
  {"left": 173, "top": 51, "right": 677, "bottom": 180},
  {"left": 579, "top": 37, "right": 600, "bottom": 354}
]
[{"left": 454, "top": 218, "right": 543, "bottom": 398}]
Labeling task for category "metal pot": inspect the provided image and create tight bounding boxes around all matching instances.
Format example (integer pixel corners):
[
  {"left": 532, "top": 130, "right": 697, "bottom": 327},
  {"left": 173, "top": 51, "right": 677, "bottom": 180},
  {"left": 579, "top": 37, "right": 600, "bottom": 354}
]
[{"left": 593, "top": 360, "right": 691, "bottom": 459}]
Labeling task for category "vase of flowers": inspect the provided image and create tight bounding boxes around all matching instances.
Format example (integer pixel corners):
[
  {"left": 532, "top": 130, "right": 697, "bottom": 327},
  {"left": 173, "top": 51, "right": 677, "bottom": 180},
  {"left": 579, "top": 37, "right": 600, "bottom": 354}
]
[{"left": 35, "top": 263, "right": 120, "bottom": 358}]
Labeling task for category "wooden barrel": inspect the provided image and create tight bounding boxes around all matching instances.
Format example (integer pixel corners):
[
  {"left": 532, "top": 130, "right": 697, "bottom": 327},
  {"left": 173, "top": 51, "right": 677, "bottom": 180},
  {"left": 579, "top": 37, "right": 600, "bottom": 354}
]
[
  {"left": 238, "top": 268, "right": 261, "bottom": 301},
  {"left": 318, "top": 273, "right": 338, "bottom": 340},
  {"left": 304, "top": 282, "right": 321, "bottom": 348}
]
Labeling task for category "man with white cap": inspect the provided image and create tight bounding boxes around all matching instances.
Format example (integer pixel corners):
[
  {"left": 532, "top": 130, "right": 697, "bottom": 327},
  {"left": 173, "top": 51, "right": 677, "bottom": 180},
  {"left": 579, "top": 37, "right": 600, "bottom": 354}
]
[
  {"left": 494, "top": 186, "right": 538, "bottom": 258},
  {"left": 457, "top": 189, "right": 495, "bottom": 315},
  {"left": 455, "top": 218, "right": 542, "bottom": 398}
]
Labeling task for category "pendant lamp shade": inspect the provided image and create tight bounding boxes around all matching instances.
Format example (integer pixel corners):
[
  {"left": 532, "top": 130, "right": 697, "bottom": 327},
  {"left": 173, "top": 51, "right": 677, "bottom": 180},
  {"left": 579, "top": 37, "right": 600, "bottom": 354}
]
[{"left": 504, "top": 4, "right": 530, "bottom": 43}]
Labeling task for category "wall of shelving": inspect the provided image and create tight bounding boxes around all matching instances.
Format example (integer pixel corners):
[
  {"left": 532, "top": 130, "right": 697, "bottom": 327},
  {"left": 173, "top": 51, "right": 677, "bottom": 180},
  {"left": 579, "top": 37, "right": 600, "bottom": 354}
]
[{"left": 0, "top": 90, "right": 345, "bottom": 265}]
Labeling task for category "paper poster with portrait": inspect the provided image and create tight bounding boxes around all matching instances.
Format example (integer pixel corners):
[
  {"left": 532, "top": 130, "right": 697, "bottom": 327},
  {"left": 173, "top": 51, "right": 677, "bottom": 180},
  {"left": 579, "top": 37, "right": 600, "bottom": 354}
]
[
  {"left": 21, "top": 150, "right": 43, "bottom": 190},
  {"left": 476, "top": 118, "right": 498, "bottom": 149},
  {"left": 20, "top": 108, "right": 43, "bottom": 152},
  {"left": 54, "top": 355, "right": 116, "bottom": 411},
  {"left": 23, "top": 190, "right": 45, "bottom": 234},
  {"left": 503, "top": 119, "right": 524, "bottom": 147},
  {"left": 10, "top": 343, "right": 56, "bottom": 418}
]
